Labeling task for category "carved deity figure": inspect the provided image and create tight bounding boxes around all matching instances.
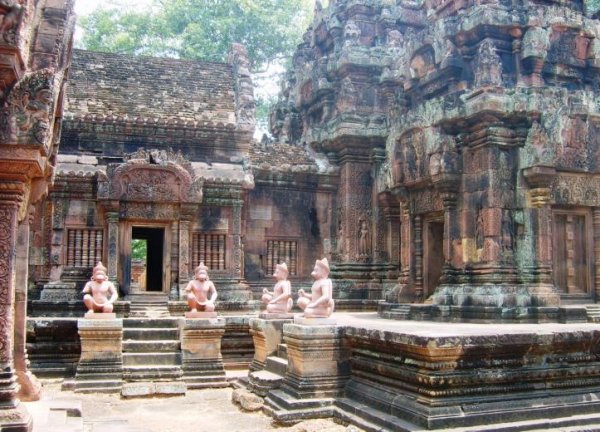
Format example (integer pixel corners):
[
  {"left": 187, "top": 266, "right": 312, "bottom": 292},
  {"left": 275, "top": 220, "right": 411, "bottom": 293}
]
[
  {"left": 261, "top": 262, "right": 293, "bottom": 314},
  {"left": 82, "top": 262, "right": 118, "bottom": 313},
  {"left": 358, "top": 219, "right": 370, "bottom": 257},
  {"left": 185, "top": 263, "right": 217, "bottom": 312},
  {"left": 297, "top": 258, "right": 335, "bottom": 318},
  {"left": 474, "top": 39, "right": 503, "bottom": 88}
]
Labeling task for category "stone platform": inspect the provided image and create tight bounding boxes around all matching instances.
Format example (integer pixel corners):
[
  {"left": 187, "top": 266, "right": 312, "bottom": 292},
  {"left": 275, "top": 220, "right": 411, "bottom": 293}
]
[{"left": 261, "top": 312, "right": 600, "bottom": 431}]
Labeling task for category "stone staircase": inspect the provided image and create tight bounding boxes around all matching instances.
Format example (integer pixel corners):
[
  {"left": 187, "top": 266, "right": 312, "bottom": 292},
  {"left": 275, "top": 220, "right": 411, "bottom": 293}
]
[
  {"left": 127, "top": 293, "right": 170, "bottom": 318},
  {"left": 586, "top": 305, "right": 600, "bottom": 322},
  {"left": 248, "top": 343, "right": 288, "bottom": 396},
  {"left": 380, "top": 304, "right": 411, "bottom": 320},
  {"left": 121, "top": 317, "right": 186, "bottom": 397}
]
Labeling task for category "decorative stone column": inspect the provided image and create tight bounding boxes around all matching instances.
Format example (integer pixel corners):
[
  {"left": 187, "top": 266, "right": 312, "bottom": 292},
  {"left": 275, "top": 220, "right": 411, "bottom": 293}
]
[
  {"left": 14, "top": 207, "right": 41, "bottom": 401},
  {"left": 106, "top": 211, "right": 120, "bottom": 285},
  {"left": 178, "top": 218, "right": 190, "bottom": 299},
  {"left": 413, "top": 214, "right": 424, "bottom": 302},
  {"left": 522, "top": 166, "right": 559, "bottom": 306},
  {"left": 248, "top": 317, "right": 292, "bottom": 371},
  {"left": 0, "top": 181, "right": 31, "bottom": 431},
  {"left": 393, "top": 196, "right": 415, "bottom": 303},
  {"left": 180, "top": 318, "right": 228, "bottom": 389},
  {"left": 75, "top": 317, "right": 123, "bottom": 393},
  {"left": 232, "top": 202, "right": 244, "bottom": 279},
  {"left": 594, "top": 208, "right": 600, "bottom": 302}
]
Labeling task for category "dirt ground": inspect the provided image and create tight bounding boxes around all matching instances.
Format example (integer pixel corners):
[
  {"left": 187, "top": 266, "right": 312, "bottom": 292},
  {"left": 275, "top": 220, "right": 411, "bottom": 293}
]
[{"left": 31, "top": 381, "right": 360, "bottom": 432}]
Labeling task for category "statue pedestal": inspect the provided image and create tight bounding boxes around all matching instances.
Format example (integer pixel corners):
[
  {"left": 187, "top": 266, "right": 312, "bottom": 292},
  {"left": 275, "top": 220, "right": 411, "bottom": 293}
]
[
  {"left": 264, "top": 323, "right": 349, "bottom": 423},
  {"left": 185, "top": 311, "right": 217, "bottom": 319},
  {"left": 293, "top": 316, "right": 337, "bottom": 326},
  {"left": 180, "top": 318, "right": 228, "bottom": 389},
  {"left": 249, "top": 317, "right": 293, "bottom": 372},
  {"left": 84, "top": 311, "right": 117, "bottom": 319},
  {"left": 75, "top": 318, "right": 123, "bottom": 393}
]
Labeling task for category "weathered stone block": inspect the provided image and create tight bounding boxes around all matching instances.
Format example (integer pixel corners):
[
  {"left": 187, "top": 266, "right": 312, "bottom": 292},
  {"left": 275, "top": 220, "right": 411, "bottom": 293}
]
[{"left": 249, "top": 317, "right": 292, "bottom": 371}]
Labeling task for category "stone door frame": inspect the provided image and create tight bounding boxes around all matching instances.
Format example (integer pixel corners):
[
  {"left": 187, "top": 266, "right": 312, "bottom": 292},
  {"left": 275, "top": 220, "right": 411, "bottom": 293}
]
[{"left": 119, "top": 220, "right": 172, "bottom": 295}]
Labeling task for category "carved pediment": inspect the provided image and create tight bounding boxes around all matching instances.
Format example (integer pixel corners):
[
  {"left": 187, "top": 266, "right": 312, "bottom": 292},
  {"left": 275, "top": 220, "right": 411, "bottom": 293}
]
[{"left": 101, "top": 149, "right": 203, "bottom": 204}]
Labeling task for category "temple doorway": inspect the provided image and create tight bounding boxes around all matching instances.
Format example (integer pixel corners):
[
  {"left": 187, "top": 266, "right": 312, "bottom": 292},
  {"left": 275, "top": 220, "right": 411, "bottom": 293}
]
[
  {"left": 423, "top": 217, "right": 444, "bottom": 299},
  {"left": 552, "top": 209, "right": 593, "bottom": 300},
  {"left": 131, "top": 227, "right": 165, "bottom": 292}
]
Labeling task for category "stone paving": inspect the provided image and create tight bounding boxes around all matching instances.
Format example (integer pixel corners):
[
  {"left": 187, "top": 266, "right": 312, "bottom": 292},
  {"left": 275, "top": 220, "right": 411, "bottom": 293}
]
[{"left": 25, "top": 381, "right": 356, "bottom": 432}]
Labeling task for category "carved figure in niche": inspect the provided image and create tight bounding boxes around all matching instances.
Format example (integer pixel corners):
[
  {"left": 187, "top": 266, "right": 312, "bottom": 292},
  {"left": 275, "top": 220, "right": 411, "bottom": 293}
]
[
  {"left": 343, "top": 20, "right": 361, "bottom": 47},
  {"left": 405, "top": 142, "right": 418, "bottom": 181},
  {"left": 82, "top": 262, "right": 118, "bottom": 314},
  {"left": 474, "top": 39, "right": 503, "bottom": 87},
  {"left": 185, "top": 262, "right": 217, "bottom": 312},
  {"left": 522, "top": 26, "right": 550, "bottom": 59},
  {"left": 297, "top": 258, "right": 335, "bottom": 318},
  {"left": 475, "top": 206, "right": 484, "bottom": 250},
  {"left": 261, "top": 262, "right": 293, "bottom": 314},
  {"left": 387, "top": 29, "right": 402, "bottom": 48},
  {"left": 336, "top": 207, "right": 344, "bottom": 254},
  {"left": 501, "top": 210, "right": 514, "bottom": 254},
  {"left": 358, "top": 219, "right": 371, "bottom": 257},
  {"left": 410, "top": 46, "right": 435, "bottom": 79}
]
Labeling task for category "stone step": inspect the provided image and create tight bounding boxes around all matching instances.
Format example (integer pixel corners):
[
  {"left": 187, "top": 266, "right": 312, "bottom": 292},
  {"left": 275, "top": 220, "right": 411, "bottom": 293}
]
[
  {"left": 121, "top": 381, "right": 186, "bottom": 398},
  {"left": 586, "top": 306, "right": 600, "bottom": 320},
  {"left": 74, "top": 379, "right": 122, "bottom": 393},
  {"left": 123, "top": 328, "right": 179, "bottom": 340},
  {"left": 265, "top": 355, "right": 288, "bottom": 376},
  {"left": 123, "top": 352, "right": 181, "bottom": 367},
  {"left": 185, "top": 375, "right": 229, "bottom": 390},
  {"left": 264, "top": 390, "right": 335, "bottom": 425},
  {"left": 248, "top": 369, "right": 283, "bottom": 397},
  {"left": 123, "top": 318, "right": 180, "bottom": 328},
  {"left": 122, "top": 340, "right": 180, "bottom": 353},
  {"left": 123, "top": 365, "right": 183, "bottom": 381},
  {"left": 128, "top": 305, "right": 170, "bottom": 310},
  {"left": 277, "top": 343, "right": 288, "bottom": 360},
  {"left": 335, "top": 397, "right": 413, "bottom": 432}
]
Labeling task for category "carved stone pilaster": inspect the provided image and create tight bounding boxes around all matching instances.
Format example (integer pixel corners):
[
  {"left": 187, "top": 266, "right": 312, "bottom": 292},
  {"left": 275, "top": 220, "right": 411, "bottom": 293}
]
[
  {"left": 106, "top": 212, "right": 119, "bottom": 285},
  {"left": 594, "top": 208, "right": 600, "bottom": 302},
  {"left": 14, "top": 208, "right": 40, "bottom": 401},
  {"left": 0, "top": 183, "right": 31, "bottom": 430},
  {"left": 178, "top": 219, "right": 190, "bottom": 298},
  {"left": 170, "top": 220, "right": 179, "bottom": 299},
  {"left": 232, "top": 203, "right": 243, "bottom": 278},
  {"left": 414, "top": 214, "right": 423, "bottom": 302},
  {"left": 524, "top": 166, "right": 556, "bottom": 284}
]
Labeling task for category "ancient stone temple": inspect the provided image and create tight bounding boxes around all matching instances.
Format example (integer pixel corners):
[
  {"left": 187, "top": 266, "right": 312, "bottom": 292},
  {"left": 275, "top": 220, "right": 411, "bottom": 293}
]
[
  {"left": 0, "top": 0, "right": 75, "bottom": 429},
  {"left": 271, "top": 0, "right": 600, "bottom": 321},
  {"left": 27, "top": 46, "right": 342, "bottom": 316},
  {"left": 14, "top": 0, "right": 600, "bottom": 431}
]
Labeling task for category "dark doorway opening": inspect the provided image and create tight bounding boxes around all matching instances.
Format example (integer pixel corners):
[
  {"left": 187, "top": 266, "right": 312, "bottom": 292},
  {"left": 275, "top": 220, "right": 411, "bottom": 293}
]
[
  {"left": 132, "top": 227, "right": 164, "bottom": 292},
  {"left": 424, "top": 219, "right": 444, "bottom": 299}
]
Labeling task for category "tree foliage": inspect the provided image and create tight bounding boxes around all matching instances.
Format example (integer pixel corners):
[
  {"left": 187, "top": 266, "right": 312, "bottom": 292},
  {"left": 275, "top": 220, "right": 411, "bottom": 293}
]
[{"left": 78, "top": 0, "right": 315, "bottom": 69}]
